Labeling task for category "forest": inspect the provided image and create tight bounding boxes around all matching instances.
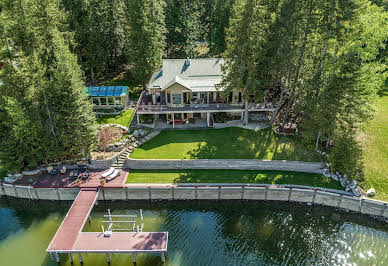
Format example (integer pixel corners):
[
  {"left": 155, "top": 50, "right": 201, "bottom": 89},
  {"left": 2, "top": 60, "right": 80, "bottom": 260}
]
[{"left": 0, "top": 0, "right": 388, "bottom": 182}]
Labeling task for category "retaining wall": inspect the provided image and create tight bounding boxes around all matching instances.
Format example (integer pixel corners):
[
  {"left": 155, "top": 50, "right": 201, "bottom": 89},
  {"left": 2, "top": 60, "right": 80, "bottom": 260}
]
[
  {"left": 124, "top": 159, "right": 324, "bottom": 174},
  {"left": 1, "top": 183, "right": 387, "bottom": 220}
]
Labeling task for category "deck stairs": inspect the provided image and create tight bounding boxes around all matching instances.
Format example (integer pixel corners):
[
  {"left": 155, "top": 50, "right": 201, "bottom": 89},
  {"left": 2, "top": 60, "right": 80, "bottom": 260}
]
[{"left": 114, "top": 130, "right": 161, "bottom": 169}]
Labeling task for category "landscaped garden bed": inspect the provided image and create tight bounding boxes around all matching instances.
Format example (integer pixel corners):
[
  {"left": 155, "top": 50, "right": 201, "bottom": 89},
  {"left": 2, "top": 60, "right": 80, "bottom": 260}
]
[
  {"left": 131, "top": 127, "right": 320, "bottom": 161},
  {"left": 126, "top": 169, "right": 343, "bottom": 190}
]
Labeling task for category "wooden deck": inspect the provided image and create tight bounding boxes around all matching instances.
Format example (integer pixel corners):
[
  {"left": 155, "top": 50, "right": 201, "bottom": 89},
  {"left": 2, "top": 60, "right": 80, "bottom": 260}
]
[
  {"left": 72, "top": 232, "right": 168, "bottom": 253},
  {"left": 46, "top": 188, "right": 168, "bottom": 263},
  {"left": 47, "top": 188, "right": 99, "bottom": 251}
]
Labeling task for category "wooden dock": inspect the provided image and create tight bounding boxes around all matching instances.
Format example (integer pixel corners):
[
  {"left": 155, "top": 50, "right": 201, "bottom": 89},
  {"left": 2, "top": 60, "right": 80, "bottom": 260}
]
[{"left": 47, "top": 188, "right": 168, "bottom": 263}]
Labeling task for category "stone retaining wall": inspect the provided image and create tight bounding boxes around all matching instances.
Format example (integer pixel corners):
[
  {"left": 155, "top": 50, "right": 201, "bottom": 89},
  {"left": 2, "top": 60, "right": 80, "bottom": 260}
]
[
  {"left": 1, "top": 183, "right": 387, "bottom": 220},
  {"left": 124, "top": 159, "right": 324, "bottom": 174}
]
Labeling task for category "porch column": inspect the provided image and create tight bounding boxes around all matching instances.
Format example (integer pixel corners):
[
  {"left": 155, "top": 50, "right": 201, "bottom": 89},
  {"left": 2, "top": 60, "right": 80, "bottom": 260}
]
[
  {"left": 207, "top": 92, "right": 209, "bottom": 104},
  {"left": 207, "top": 112, "right": 210, "bottom": 127},
  {"left": 241, "top": 111, "right": 244, "bottom": 121},
  {"left": 152, "top": 93, "right": 156, "bottom": 105},
  {"left": 172, "top": 113, "right": 175, "bottom": 128},
  {"left": 137, "top": 112, "right": 139, "bottom": 124}
]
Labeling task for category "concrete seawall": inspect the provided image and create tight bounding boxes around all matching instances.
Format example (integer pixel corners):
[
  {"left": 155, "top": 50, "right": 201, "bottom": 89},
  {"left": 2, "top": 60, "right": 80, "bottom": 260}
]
[
  {"left": 124, "top": 159, "right": 324, "bottom": 174},
  {"left": 1, "top": 182, "right": 387, "bottom": 221}
]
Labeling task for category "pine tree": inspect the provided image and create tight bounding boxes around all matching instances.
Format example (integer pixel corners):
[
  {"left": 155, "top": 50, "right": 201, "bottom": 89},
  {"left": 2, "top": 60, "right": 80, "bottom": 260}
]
[
  {"left": 127, "top": 0, "right": 166, "bottom": 85},
  {"left": 0, "top": 0, "right": 97, "bottom": 172}
]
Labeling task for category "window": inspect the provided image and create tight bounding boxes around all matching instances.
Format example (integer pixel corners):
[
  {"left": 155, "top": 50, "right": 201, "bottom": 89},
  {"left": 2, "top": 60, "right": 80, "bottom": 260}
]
[
  {"left": 115, "top": 97, "right": 122, "bottom": 105},
  {"left": 92, "top": 98, "right": 99, "bottom": 105},
  {"left": 100, "top": 98, "right": 107, "bottom": 105},
  {"left": 173, "top": 93, "right": 182, "bottom": 104},
  {"left": 108, "top": 97, "right": 114, "bottom": 105},
  {"left": 167, "top": 93, "right": 171, "bottom": 103},
  {"left": 200, "top": 92, "right": 208, "bottom": 103},
  {"left": 228, "top": 92, "right": 233, "bottom": 103},
  {"left": 183, "top": 93, "right": 187, "bottom": 103}
]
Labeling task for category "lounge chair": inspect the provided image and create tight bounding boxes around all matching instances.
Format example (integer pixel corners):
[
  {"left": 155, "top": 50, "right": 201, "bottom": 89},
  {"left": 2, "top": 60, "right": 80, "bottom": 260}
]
[
  {"left": 102, "top": 167, "right": 115, "bottom": 178},
  {"left": 47, "top": 166, "right": 57, "bottom": 175},
  {"left": 106, "top": 169, "right": 120, "bottom": 181},
  {"left": 60, "top": 166, "right": 66, "bottom": 174}
]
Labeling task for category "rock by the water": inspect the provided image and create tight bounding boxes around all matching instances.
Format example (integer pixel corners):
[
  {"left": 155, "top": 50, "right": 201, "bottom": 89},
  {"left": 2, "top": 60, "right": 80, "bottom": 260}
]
[
  {"left": 340, "top": 178, "right": 347, "bottom": 188},
  {"left": 366, "top": 188, "right": 376, "bottom": 197},
  {"left": 349, "top": 180, "right": 357, "bottom": 189}
]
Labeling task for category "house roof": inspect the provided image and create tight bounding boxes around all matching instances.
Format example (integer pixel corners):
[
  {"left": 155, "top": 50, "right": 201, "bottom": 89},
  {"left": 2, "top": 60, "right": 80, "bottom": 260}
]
[
  {"left": 85, "top": 86, "right": 128, "bottom": 97},
  {"left": 149, "top": 58, "right": 224, "bottom": 92}
]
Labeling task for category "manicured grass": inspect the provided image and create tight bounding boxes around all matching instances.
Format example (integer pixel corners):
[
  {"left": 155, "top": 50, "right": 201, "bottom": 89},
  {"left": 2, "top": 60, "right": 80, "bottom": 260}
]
[
  {"left": 126, "top": 169, "right": 343, "bottom": 190},
  {"left": 96, "top": 109, "right": 135, "bottom": 127},
  {"left": 131, "top": 127, "right": 320, "bottom": 161},
  {"left": 362, "top": 88, "right": 388, "bottom": 201}
]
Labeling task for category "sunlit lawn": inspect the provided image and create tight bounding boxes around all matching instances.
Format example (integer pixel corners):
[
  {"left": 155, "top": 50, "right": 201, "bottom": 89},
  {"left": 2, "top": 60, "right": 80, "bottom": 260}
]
[
  {"left": 362, "top": 87, "right": 388, "bottom": 201},
  {"left": 96, "top": 109, "right": 135, "bottom": 127},
  {"left": 131, "top": 127, "right": 320, "bottom": 161},
  {"left": 126, "top": 169, "right": 343, "bottom": 190}
]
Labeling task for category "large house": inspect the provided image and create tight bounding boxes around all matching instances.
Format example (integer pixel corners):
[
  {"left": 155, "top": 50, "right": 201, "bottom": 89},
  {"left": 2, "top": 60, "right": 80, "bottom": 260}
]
[{"left": 136, "top": 58, "right": 275, "bottom": 128}]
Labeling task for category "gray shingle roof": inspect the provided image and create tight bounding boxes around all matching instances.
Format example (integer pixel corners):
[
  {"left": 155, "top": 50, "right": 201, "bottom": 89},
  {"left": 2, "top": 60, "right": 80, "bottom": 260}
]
[{"left": 149, "top": 58, "right": 224, "bottom": 92}]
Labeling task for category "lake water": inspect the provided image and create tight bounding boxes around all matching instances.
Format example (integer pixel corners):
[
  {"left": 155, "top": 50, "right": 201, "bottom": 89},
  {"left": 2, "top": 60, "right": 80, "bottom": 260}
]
[{"left": 1, "top": 198, "right": 388, "bottom": 266}]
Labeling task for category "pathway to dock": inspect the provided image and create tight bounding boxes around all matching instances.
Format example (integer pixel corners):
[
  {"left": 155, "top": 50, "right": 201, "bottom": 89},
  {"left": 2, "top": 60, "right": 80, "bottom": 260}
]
[{"left": 47, "top": 187, "right": 168, "bottom": 263}]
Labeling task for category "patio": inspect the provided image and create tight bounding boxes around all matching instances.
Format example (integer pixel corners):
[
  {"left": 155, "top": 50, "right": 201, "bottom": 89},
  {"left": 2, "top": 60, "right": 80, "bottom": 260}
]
[{"left": 13, "top": 169, "right": 129, "bottom": 188}]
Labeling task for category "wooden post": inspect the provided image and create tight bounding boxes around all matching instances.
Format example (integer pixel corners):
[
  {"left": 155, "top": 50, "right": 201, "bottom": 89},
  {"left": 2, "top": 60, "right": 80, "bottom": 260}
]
[
  {"left": 78, "top": 253, "right": 83, "bottom": 263},
  {"left": 137, "top": 113, "right": 139, "bottom": 124},
  {"left": 132, "top": 253, "right": 136, "bottom": 264},
  {"left": 172, "top": 113, "right": 175, "bottom": 128},
  {"left": 161, "top": 252, "right": 165, "bottom": 263},
  {"left": 207, "top": 112, "right": 210, "bottom": 127},
  {"left": 68, "top": 253, "right": 73, "bottom": 264},
  {"left": 54, "top": 252, "right": 60, "bottom": 263},
  {"left": 106, "top": 253, "right": 111, "bottom": 263}
]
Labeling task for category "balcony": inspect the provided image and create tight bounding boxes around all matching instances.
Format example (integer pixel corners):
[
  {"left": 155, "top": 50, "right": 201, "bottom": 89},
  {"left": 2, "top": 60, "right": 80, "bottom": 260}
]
[{"left": 136, "top": 102, "right": 275, "bottom": 114}]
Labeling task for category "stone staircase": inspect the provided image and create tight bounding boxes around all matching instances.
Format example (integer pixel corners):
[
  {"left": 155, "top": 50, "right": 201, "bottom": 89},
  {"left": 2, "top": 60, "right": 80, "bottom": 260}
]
[{"left": 114, "top": 130, "right": 161, "bottom": 169}]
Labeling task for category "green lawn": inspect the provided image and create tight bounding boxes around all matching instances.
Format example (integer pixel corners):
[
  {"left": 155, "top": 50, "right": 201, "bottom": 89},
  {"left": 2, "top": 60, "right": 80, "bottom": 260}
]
[
  {"left": 362, "top": 87, "right": 388, "bottom": 201},
  {"left": 131, "top": 127, "right": 320, "bottom": 161},
  {"left": 126, "top": 169, "right": 343, "bottom": 190},
  {"left": 96, "top": 109, "right": 135, "bottom": 127}
]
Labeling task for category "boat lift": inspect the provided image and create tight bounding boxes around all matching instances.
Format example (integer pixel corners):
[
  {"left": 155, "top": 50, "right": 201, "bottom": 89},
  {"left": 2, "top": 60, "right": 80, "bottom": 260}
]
[{"left": 102, "top": 209, "right": 144, "bottom": 237}]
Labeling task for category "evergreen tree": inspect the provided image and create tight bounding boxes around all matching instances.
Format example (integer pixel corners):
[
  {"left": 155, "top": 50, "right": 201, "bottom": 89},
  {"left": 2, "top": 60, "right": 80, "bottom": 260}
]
[
  {"left": 209, "top": 0, "right": 234, "bottom": 55},
  {"left": 0, "top": 0, "right": 96, "bottom": 172},
  {"left": 127, "top": 0, "right": 166, "bottom": 85}
]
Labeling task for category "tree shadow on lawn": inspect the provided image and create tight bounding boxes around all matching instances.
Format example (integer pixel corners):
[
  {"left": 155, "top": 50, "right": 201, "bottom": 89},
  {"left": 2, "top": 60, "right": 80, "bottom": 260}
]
[
  {"left": 172, "top": 170, "right": 341, "bottom": 189},
  {"left": 134, "top": 127, "right": 319, "bottom": 161},
  {"left": 184, "top": 128, "right": 318, "bottom": 161}
]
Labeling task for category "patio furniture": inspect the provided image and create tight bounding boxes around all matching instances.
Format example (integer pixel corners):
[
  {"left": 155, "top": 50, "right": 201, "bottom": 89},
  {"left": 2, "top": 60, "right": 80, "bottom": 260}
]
[
  {"left": 102, "top": 167, "right": 115, "bottom": 178},
  {"left": 60, "top": 166, "right": 66, "bottom": 174},
  {"left": 106, "top": 169, "right": 120, "bottom": 181},
  {"left": 47, "top": 166, "right": 57, "bottom": 175}
]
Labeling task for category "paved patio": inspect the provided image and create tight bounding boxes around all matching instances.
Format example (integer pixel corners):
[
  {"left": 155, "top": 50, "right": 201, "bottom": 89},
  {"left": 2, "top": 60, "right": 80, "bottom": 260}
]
[{"left": 13, "top": 169, "right": 129, "bottom": 188}]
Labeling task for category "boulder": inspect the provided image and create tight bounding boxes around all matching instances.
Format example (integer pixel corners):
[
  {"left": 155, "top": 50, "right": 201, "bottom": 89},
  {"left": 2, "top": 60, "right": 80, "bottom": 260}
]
[
  {"left": 331, "top": 174, "right": 339, "bottom": 181},
  {"left": 349, "top": 180, "right": 357, "bottom": 189},
  {"left": 340, "top": 178, "right": 347, "bottom": 188},
  {"left": 345, "top": 186, "right": 351, "bottom": 192},
  {"left": 106, "top": 144, "right": 115, "bottom": 152},
  {"left": 114, "top": 146, "right": 122, "bottom": 152},
  {"left": 366, "top": 188, "right": 376, "bottom": 197}
]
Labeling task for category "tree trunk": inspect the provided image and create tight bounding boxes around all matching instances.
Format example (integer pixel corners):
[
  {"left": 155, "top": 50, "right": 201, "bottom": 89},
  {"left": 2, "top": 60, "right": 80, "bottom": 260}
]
[
  {"left": 90, "top": 66, "right": 95, "bottom": 84},
  {"left": 270, "top": 87, "right": 285, "bottom": 124},
  {"left": 243, "top": 100, "right": 248, "bottom": 125},
  {"left": 315, "top": 131, "right": 321, "bottom": 150}
]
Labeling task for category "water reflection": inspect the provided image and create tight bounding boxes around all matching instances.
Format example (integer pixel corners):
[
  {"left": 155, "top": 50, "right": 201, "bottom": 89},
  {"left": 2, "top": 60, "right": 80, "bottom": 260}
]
[{"left": 1, "top": 198, "right": 388, "bottom": 266}]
